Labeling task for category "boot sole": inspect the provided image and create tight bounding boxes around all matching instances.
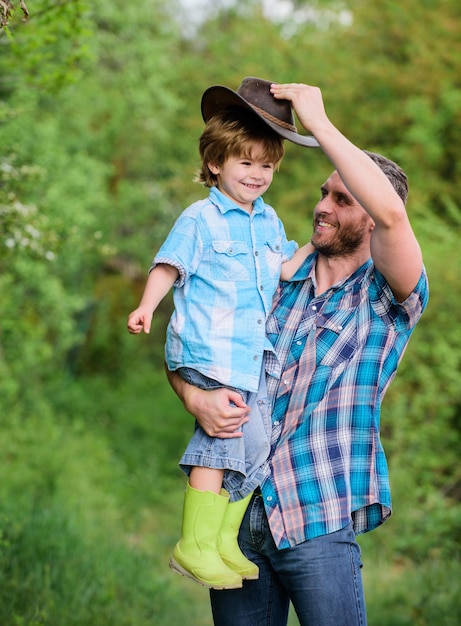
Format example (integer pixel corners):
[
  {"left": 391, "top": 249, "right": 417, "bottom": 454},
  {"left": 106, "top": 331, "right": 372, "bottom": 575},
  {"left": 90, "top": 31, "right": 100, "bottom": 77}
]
[{"left": 169, "top": 557, "right": 243, "bottom": 590}]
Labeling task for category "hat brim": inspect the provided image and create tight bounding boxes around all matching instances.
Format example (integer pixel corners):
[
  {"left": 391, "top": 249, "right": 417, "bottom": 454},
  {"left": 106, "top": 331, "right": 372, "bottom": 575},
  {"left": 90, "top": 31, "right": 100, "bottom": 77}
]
[{"left": 201, "top": 85, "right": 319, "bottom": 148}]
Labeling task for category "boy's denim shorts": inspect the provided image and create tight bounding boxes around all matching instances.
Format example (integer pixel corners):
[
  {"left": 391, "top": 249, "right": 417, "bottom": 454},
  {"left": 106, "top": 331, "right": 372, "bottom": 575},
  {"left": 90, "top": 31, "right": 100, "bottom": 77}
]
[
  {"left": 176, "top": 366, "right": 271, "bottom": 502},
  {"left": 177, "top": 367, "right": 246, "bottom": 398}
]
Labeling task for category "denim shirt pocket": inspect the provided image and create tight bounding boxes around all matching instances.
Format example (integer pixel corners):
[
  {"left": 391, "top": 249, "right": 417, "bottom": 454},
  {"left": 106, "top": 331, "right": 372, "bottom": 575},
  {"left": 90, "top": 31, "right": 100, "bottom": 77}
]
[
  {"left": 264, "top": 237, "right": 284, "bottom": 278},
  {"left": 211, "top": 240, "right": 250, "bottom": 281}
]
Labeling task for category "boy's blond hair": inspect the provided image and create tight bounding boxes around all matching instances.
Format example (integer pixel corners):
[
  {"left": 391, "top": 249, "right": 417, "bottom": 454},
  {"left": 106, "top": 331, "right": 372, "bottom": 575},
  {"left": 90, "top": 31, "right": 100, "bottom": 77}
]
[{"left": 196, "top": 107, "right": 285, "bottom": 188}]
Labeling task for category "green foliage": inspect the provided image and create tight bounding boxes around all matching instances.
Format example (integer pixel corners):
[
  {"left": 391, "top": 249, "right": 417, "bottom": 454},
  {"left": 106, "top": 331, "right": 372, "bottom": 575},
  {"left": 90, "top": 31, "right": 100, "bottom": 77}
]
[
  {"left": 1, "top": 0, "right": 95, "bottom": 89},
  {"left": 0, "top": 370, "right": 211, "bottom": 625},
  {"left": 0, "top": 0, "right": 460, "bottom": 623}
]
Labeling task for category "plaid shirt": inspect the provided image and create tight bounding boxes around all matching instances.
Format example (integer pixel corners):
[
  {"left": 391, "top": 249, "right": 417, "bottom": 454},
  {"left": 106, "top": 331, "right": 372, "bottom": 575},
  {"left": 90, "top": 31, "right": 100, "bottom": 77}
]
[
  {"left": 261, "top": 253, "right": 429, "bottom": 549},
  {"left": 153, "top": 186, "right": 297, "bottom": 392}
]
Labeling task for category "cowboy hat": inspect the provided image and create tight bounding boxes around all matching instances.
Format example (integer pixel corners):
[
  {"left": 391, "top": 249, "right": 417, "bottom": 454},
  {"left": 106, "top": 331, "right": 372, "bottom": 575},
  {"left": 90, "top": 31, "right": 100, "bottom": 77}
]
[{"left": 201, "top": 76, "right": 319, "bottom": 148}]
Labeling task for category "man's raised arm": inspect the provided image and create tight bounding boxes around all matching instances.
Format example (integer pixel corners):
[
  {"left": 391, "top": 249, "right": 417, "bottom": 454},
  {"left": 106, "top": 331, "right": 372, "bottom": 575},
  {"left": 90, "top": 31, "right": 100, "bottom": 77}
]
[{"left": 271, "top": 83, "right": 423, "bottom": 302}]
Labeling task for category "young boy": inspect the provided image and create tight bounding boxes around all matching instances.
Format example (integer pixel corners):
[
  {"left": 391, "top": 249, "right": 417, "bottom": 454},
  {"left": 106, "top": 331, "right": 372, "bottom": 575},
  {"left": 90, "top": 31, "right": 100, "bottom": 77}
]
[{"left": 127, "top": 78, "right": 317, "bottom": 590}]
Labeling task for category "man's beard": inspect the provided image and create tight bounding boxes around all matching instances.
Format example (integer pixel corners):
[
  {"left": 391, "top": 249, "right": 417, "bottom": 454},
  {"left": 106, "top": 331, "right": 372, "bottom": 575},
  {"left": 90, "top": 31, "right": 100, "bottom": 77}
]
[{"left": 311, "top": 216, "right": 368, "bottom": 258}]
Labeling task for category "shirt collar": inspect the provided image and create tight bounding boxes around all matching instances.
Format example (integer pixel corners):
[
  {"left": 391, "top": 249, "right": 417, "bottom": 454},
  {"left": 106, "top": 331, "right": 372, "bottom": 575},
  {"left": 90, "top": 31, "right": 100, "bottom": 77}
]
[
  {"left": 209, "top": 186, "right": 266, "bottom": 214},
  {"left": 289, "top": 252, "right": 373, "bottom": 290}
]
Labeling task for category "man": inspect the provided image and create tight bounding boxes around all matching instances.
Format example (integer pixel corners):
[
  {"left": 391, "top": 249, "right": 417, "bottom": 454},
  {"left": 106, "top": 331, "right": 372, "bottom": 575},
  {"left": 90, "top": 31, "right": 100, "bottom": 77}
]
[{"left": 168, "top": 83, "right": 429, "bottom": 625}]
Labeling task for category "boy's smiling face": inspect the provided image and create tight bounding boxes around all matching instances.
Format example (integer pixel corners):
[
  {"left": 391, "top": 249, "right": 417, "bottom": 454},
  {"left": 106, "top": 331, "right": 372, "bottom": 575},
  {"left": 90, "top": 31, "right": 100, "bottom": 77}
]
[{"left": 208, "top": 141, "right": 276, "bottom": 213}]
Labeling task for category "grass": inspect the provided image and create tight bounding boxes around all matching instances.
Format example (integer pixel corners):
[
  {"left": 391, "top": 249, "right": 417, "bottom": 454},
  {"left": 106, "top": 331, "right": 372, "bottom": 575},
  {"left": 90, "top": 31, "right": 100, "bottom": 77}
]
[{"left": 0, "top": 367, "right": 460, "bottom": 625}]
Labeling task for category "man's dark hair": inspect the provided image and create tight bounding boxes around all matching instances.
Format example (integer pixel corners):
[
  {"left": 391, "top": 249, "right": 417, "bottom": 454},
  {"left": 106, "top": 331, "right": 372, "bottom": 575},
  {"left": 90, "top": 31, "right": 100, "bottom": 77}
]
[{"left": 363, "top": 150, "right": 409, "bottom": 205}]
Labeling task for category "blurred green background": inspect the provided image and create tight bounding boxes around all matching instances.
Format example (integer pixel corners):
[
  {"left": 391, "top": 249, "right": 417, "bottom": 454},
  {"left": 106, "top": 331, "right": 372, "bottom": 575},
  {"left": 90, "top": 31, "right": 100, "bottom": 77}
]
[{"left": 1, "top": 0, "right": 460, "bottom": 624}]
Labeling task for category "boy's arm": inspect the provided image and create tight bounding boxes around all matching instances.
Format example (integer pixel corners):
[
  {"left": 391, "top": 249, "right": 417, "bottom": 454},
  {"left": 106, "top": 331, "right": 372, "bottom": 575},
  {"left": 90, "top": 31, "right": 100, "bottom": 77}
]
[
  {"left": 127, "top": 264, "right": 178, "bottom": 334},
  {"left": 166, "top": 367, "right": 249, "bottom": 439},
  {"left": 280, "top": 242, "right": 315, "bottom": 280}
]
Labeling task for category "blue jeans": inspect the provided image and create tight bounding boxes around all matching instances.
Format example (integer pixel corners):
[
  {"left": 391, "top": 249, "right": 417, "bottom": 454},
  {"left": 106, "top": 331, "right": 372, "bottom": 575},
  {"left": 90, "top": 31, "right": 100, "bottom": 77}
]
[{"left": 210, "top": 494, "right": 367, "bottom": 626}]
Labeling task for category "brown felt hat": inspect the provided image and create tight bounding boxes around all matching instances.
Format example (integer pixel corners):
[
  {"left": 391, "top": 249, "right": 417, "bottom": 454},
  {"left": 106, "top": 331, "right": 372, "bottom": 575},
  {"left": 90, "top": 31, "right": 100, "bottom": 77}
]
[{"left": 201, "top": 77, "right": 319, "bottom": 148}]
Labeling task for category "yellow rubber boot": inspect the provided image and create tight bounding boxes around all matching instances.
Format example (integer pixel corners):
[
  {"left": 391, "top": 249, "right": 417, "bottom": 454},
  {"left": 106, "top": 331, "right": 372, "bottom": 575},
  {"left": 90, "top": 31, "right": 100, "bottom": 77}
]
[
  {"left": 169, "top": 483, "right": 243, "bottom": 589},
  {"left": 218, "top": 492, "right": 259, "bottom": 580}
]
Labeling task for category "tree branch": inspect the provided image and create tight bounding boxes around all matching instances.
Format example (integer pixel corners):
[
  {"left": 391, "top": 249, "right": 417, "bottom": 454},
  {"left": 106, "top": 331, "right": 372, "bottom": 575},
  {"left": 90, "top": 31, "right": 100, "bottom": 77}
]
[{"left": 1, "top": 0, "right": 29, "bottom": 29}]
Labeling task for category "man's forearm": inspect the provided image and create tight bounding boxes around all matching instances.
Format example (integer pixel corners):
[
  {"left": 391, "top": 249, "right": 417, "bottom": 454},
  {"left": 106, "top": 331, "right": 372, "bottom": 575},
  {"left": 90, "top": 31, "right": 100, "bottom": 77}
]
[
  {"left": 165, "top": 365, "right": 187, "bottom": 402},
  {"left": 165, "top": 365, "right": 249, "bottom": 438}
]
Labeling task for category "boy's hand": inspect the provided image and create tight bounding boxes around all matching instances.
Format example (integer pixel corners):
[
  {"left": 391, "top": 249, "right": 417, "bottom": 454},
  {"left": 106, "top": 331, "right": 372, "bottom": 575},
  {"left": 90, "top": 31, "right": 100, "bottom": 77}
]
[{"left": 127, "top": 306, "right": 153, "bottom": 334}]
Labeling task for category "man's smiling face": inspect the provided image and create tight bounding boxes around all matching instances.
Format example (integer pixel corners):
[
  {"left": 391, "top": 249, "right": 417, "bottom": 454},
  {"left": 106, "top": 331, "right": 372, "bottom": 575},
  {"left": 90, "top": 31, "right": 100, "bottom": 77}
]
[{"left": 311, "top": 171, "right": 373, "bottom": 258}]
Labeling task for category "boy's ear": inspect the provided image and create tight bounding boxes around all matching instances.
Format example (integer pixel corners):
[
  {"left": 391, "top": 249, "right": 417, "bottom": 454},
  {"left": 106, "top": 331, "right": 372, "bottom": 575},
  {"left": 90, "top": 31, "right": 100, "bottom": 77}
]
[{"left": 208, "top": 162, "right": 220, "bottom": 175}]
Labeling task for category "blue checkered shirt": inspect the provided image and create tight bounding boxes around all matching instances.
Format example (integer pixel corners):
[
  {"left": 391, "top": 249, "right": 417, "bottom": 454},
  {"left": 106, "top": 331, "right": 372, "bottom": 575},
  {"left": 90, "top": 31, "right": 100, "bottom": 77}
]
[
  {"left": 260, "top": 253, "right": 429, "bottom": 548},
  {"left": 153, "top": 186, "right": 297, "bottom": 392}
]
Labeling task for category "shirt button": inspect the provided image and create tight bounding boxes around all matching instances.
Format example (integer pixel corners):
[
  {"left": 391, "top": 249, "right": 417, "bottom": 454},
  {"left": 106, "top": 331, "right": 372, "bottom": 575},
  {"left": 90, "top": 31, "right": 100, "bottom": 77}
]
[
  {"left": 273, "top": 420, "right": 279, "bottom": 426},
  {"left": 267, "top": 496, "right": 273, "bottom": 502},
  {"left": 283, "top": 379, "right": 289, "bottom": 385},
  {"left": 312, "top": 305, "right": 317, "bottom": 311},
  {"left": 260, "top": 285, "right": 264, "bottom": 291},
  {"left": 296, "top": 340, "right": 302, "bottom": 345},
  {"left": 228, "top": 248, "right": 233, "bottom": 254},
  {"left": 255, "top": 250, "right": 259, "bottom": 256},
  {"left": 253, "top": 355, "right": 258, "bottom": 361},
  {"left": 257, "top": 319, "right": 263, "bottom": 324}
]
